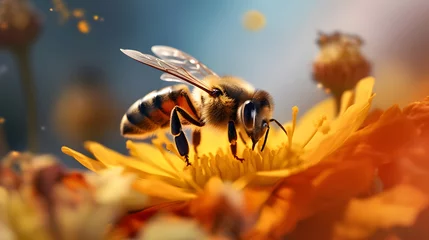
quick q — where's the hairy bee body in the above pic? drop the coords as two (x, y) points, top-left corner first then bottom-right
(119, 46), (286, 164)
(121, 76), (266, 138)
(194, 75), (257, 128)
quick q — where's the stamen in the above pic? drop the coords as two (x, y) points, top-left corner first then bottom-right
(179, 171), (203, 193)
(152, 136), (203, 193)
(287, 106), (299, 151)
(301, 115), (326, 149)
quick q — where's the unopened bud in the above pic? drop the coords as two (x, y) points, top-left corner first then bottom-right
(312, 31), (371, 95)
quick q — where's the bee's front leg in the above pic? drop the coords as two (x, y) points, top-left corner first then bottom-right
(171, 107), (204, 166)
(228, 121), (245, 162)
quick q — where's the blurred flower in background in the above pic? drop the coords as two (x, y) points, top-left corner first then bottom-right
(52, 66), (120, 144)
(0, 0), (41, 48)
(0, 0), (42, 152)
(0, 152), (147, 240)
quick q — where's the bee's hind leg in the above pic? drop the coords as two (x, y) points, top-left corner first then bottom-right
(228, 121), (245, 162)
(171, 107), (204, 166)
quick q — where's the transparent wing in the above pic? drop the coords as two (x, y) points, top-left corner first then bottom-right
(120, 49), (213, 95)
(151, 45), (218, 82)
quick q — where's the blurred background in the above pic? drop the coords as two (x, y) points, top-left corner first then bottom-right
(1, 0), (429, 168)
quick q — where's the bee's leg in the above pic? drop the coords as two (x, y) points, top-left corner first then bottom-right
(171, 107), (204, 166)
(228, 121), (244, 162)
(192, 129), (201, 156)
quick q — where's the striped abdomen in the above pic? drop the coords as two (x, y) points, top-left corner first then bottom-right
(120, 84), (200, 139)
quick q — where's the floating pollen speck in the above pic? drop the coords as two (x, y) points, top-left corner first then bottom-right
(93, 15), (99, 21)
(72, 8), (85, 18)
(77, 20), (90, 34)
(242, 10), (266, 31)
(49, 8), (53, 12)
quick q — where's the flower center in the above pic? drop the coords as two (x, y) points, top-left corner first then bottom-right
(148, 105), (329, 190)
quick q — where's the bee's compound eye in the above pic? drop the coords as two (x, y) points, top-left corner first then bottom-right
(211, 88), (223, 97)
(262, 121), (268, 128)
(242, 100), (256, 130)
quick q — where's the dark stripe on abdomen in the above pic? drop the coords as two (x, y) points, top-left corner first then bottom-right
(124, 84), (200, 136)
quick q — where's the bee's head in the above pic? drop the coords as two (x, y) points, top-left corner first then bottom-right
(239, 90), (274, 150)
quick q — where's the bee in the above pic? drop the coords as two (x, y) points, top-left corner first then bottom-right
(120, 46), (287, 166)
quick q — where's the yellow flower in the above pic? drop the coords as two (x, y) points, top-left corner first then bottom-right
(62, 77), (375, 204)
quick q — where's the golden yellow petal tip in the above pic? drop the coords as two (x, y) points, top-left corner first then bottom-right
(359, 76), (375, 85)
(61, 146), (73, 155)
(125, 140), (134, 147)
(83, 141), (100, 151)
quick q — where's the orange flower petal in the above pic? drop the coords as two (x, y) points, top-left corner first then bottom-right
(359, 108), (384, 129)
(111, 201), (190, 239)
(61, 172), (92, 192)
(403, 96), (429, 134)
(251, 135), (381, 238)
(378, 98), (429, 190)
(333, 184), (428, 240)
(346, 105), (418, 156)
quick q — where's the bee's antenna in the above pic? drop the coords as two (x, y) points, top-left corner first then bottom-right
(260, 125), (270, 152)
(269, 119), (288, 136)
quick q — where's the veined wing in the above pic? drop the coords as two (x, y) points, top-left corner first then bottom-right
(120, 48), (214, 95)
(151, 45), (218, 82)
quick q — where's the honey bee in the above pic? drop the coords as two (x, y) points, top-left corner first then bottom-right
(120, 46), (287, 166)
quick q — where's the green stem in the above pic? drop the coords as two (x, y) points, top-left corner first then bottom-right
(12, 46), (38, 152)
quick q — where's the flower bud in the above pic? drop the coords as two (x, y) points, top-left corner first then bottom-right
(0, 0), (42, 48)
(312, 31), (371, 95)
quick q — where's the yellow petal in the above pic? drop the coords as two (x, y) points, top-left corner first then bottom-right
(133, 179), (196, 201)
(291, 89), (355, 146)
(305, 77), (374, 151)
(61, 146), (106, 172)
(255, 160), (313, 177)
(294, 97), (336, 144)
(84, 141), (136, 167)
(257, 78), (375, 178)
(339, 90), (354, 115)
(126, 141), (183, 175)
(354, 76), (375, 104)
(303, 95), (373, 166)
